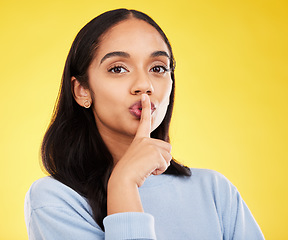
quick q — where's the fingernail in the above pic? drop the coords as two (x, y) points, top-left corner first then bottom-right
(141, 94), (146, 102)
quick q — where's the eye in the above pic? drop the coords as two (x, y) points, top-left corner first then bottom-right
(150, 65), (169, 74)
(108, 66), (128, 74)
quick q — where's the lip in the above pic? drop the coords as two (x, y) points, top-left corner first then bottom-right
(129, 100), (156, 119)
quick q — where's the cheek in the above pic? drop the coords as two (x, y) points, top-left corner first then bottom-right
(159, 79), (173, 105)
(89, 76), (122, 104)
(90, 82), (119, 116)
(151, 103), (169, 132)
(151, 80), (173, 131)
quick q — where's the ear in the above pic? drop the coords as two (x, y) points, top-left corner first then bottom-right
(71, 77), (92, 107)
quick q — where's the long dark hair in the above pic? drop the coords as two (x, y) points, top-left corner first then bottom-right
(41, 8), (191, 230)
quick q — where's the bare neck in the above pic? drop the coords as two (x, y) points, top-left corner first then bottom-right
(99, 128), (134, 165)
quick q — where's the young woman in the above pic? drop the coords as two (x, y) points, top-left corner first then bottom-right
(24, 9), (264, 240)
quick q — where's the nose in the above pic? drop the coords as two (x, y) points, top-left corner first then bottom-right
(131, 72), (154, 95)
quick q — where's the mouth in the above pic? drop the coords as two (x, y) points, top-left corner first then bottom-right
(129, 100), (156, 119)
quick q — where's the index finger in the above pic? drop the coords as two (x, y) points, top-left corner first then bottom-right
(135, 94), (151, 138)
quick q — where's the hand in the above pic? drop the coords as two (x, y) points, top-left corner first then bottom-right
(111, 93), (172, 187)
(107, 94), (172, 214)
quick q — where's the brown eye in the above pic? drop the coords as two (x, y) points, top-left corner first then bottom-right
(108, 66), (128, 73)
(150, 66), (168, 73)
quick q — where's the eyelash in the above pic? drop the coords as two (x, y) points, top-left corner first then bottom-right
(150, 65), (169, 74)
(108, 65), (169, 74)
(108, 65), (128, 74)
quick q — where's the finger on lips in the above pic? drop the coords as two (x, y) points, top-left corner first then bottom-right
(135, 93), (151, 139)
(134, 94), (171, 176)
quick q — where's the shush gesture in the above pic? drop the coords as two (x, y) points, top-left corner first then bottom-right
(111, 93), (172, 188)
(107, 94), (172, 214)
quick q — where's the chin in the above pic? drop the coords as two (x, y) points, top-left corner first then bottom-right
(125, 121), (140, 137)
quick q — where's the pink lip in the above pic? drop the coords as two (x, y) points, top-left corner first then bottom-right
(129, 100), (156, 119)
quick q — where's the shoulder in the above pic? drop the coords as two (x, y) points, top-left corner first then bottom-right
(25, 176), (91, 213)
(24, 178), (103, 238)
(188, 169), (264, 239)
(181, 168), (239, 201)
(190, 168), (235, 186)
(190, 168), (229, 180)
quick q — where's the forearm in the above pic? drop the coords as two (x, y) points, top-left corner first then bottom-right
(107, 174), (144, 215)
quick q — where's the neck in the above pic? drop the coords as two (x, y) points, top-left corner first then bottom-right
(98, 127), (134, 165)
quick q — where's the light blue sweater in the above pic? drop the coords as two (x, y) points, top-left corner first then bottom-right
(24, 168), (264, 239)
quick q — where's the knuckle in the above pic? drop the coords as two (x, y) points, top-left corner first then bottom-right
(142, 137), (149, 142)
(140, 137), (150, 145)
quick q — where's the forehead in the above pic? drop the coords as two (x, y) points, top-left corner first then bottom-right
(95, 18), (170, 59)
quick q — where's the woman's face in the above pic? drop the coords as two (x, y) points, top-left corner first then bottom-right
(87, 18), (172, 138)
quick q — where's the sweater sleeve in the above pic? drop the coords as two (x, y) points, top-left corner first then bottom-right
(213, 172), (265, 240)
(103, 212), (156, 239)
(26, 205), (104, 239)
(228, 189), (265, 240)
(24, 177), (156, 240)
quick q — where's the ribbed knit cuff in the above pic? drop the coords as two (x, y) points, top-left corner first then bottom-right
(103, 212), (156, 240)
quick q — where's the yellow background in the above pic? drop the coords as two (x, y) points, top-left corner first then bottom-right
(0, 0), (287, 239)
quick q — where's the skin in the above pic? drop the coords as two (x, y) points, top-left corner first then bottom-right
(72, 18), (173, 214)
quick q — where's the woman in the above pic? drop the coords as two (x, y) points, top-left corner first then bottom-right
(24, 9), (264, 239)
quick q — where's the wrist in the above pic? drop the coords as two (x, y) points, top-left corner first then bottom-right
(107, 176), (144, 215)
(110, 163), (149, 188)
(108, 172), (137, 192)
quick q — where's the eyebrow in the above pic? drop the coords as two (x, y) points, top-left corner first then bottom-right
(150, 51), (170, 59)
(99, 50), (170, 65)
(100, 51), (130, 64)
